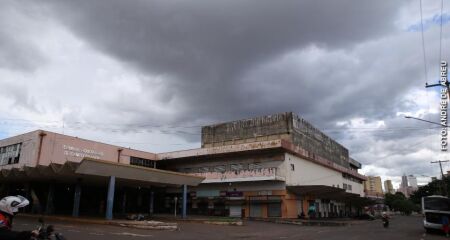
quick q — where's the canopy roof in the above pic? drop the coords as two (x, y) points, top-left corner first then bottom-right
(287, 185), (362, 202)
(0, 158), (204, 187)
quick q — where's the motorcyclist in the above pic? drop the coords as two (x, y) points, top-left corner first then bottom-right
(0, 195), (38, 240)
(381, 211), (390, 228)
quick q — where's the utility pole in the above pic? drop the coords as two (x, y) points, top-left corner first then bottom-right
(431, 160), (449, 179)
(431, 160), (449, 197)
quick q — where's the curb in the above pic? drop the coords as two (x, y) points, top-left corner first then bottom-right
(248, 217), (362, 227)
(152, 216), (244, 226)
(18, 214), (178, 230)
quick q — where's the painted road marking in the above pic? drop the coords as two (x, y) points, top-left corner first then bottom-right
(112, 232), (153, 237)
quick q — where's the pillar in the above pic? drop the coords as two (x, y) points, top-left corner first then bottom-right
(182, 184), (187, 219)
(121, 189), (127, 215)
(23, 183), (30, 213)
(46, 182), (55, 214)
(72, 179), (82, 217)
(149, 190), (154, 216)
(106, 176), (115, 220)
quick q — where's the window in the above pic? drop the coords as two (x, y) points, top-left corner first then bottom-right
(249, 163), (262, 170)
(199, 167), (210, 173)
(348, 184), (352, 191)
(0, 143), (22, 166)
(130, 156), (156, 168)
(343, 183), (347, 190)
(213, 165), (226, 173)
(230, 164), (243, 171)
(290, 164), (295, 171)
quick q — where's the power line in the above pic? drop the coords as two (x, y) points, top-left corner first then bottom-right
(420, 0), (429, 84)
(439, 0), (444, 64)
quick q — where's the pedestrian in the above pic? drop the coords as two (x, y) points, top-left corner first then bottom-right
(442, 215), (449, 237)
(308, 204), (316, 219)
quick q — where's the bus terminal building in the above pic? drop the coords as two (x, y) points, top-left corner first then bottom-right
(0, 112), (367, 219)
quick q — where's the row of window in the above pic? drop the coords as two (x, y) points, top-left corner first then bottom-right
(0, 143), (22, 166)
(343, 183), (353, 191)
(180, 163), (263, 173)
(130, 156), (156, 168)
(332, 183), (352, 191)
(342, 173), (363, 184)
(0, 143), (21, 154)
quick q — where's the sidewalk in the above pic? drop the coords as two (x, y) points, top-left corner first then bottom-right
(248, 217), (370, 227)
(18, 214), (178, 230)
(151, 214), (244, 226)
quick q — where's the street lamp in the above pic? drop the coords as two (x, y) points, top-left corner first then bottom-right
(404, 116), (449, 196)
(404, 116), (447, 127)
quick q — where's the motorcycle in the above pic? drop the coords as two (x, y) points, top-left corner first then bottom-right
(382, 216), (389, 228)
(30, 218), (66, 240)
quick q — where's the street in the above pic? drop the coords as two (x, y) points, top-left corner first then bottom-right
(12, 215), (447, 240)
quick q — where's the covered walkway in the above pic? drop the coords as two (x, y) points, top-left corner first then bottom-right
(287, 185), (369, 218)
(0, 158), (204, 220)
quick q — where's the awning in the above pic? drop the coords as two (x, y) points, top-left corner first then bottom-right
(76, 158), (204, 186)
(0, 158), (204, 187)
(287, 185), (362, 201)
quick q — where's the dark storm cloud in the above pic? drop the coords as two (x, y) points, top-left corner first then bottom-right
(40, 0), (405, 125)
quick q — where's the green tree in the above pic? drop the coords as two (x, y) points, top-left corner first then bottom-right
(385, 192), (418, 215)
(410, 177), (450, 205)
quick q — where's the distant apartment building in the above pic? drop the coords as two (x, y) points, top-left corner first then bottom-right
(407, 175), (418, 189)
(364, 176), (383, 198)
(398, 174), (418, 197)
(384, 180), (395, 194)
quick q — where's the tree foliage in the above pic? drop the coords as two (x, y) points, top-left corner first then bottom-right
(384, 192), (419, 215)
(410, 177), (450, 205)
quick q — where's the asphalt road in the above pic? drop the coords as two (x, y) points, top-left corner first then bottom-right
(11, 215), (446, 240)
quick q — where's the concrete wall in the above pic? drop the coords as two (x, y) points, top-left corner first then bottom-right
(0, 130), (157, 169)
(201, 112), (349, 168)
(284, 153), (363, 196)
(0, 131), (40, 169)
(201, 113), (291, 147)
(290, 114), (349, 168)
(162, 153), (285, 173)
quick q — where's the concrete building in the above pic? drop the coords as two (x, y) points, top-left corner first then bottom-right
(398, 174), (418, 197)
(159, 112), (366, 218)
(0, 112), (367, 219)
(384, 180), (395, 194)
(407, 175), (418, 189)
(363, 176), (383, 198)
(0, 130), (203, 219)
(401, 174), (408, 189)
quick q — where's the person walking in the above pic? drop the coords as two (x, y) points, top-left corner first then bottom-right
(442, 215), (449, 237)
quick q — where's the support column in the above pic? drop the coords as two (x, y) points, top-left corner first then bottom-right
(72, 179), (82, 217)
(182, 184), (187, 219)
(149, 190), (154, 216)
(106, 176), (115, 220)
(121, 188), (127, 215)
(46, 182), (55, 215)
(23, 183), (30, 213)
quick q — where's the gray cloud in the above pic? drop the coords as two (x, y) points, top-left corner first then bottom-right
(40, 0), (405, 124)
(0, 1), (47, 71)
(2, 0), (450, 184)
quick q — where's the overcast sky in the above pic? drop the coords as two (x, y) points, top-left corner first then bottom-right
(1, 0), (450, 188)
